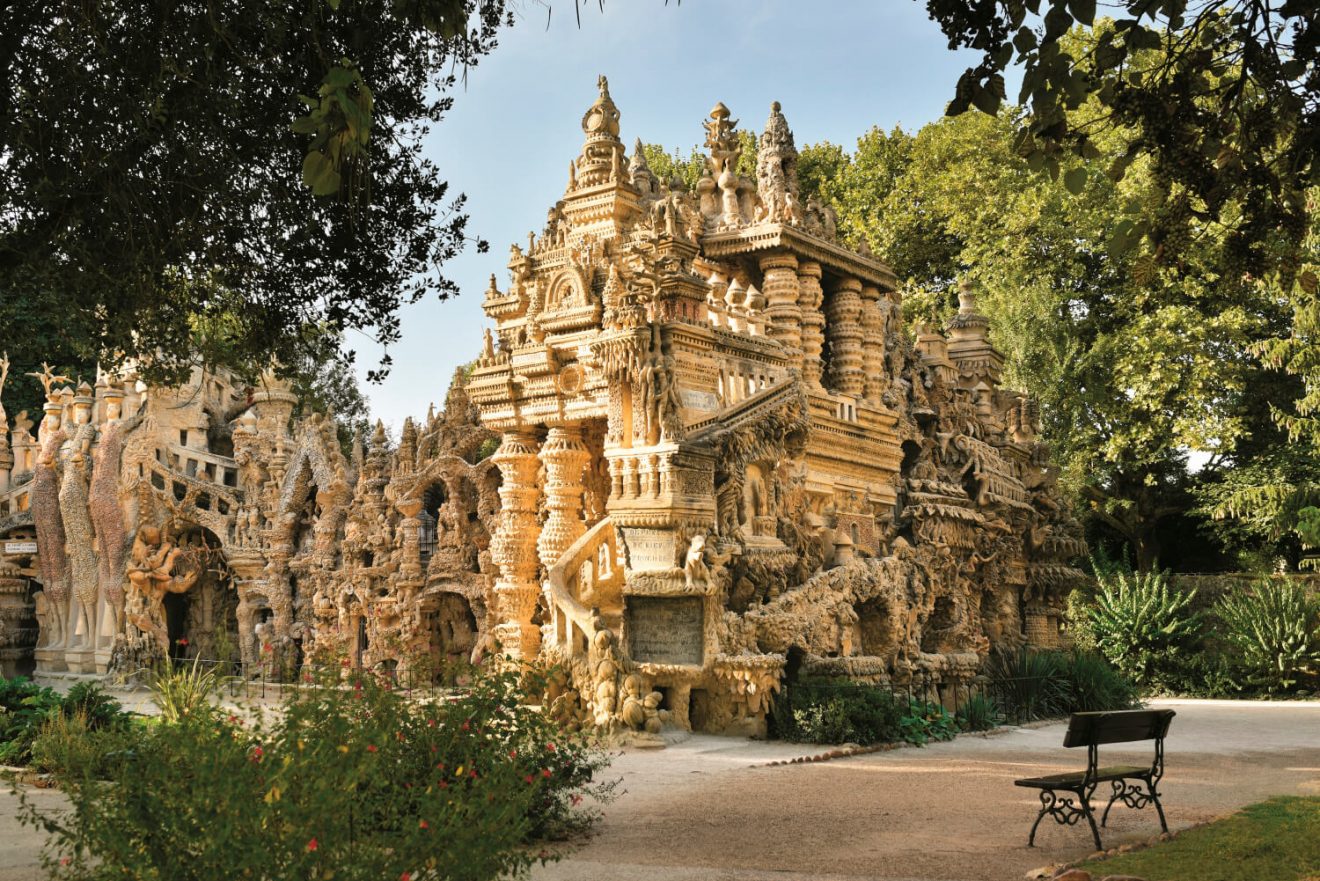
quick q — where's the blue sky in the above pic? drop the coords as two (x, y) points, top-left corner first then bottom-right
(354, 1), (992, 429)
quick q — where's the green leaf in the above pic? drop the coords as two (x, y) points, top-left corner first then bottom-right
(1063, 166), (1087, 194)
(1067, 0), (1095, 26)
(302, 151), (340, 196)
(971, 84), (1002, 116)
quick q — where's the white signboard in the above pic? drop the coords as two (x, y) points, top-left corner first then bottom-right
(3, 540), (37, 555)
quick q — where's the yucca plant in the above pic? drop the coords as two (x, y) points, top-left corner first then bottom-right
(150, 656), (220, 723)
(1089, 568), (1203, 687)
(985, 648), (1068, 722)
(1215, 580), (1320, 691)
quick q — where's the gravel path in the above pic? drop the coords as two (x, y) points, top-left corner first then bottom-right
(3, 699), (1317, 881)
(531, 700), (1320, 881)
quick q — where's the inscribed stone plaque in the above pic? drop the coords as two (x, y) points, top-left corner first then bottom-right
(680, 389), (720, 412)
(627, 596), (704, 666)
(622, 527), (676, 572)
(3, 540), (37, 555)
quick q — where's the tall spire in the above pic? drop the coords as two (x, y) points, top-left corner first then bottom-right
(757, 100), (801, 224)
(573, 75), (625, 189)
(629, 137), (654, 195)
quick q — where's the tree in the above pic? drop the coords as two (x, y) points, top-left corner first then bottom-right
(925, 1), (1318, 288)
(797, 106), (1281, 569)
(0, 0), (511, 390)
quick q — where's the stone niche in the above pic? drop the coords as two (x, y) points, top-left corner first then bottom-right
(625, 595), (704, 666)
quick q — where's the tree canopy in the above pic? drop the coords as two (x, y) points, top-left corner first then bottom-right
(925, 0), (1318, 288)
(0, 0), (511, 395)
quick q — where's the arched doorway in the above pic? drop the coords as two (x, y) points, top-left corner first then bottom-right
(423, 591), (478, 683)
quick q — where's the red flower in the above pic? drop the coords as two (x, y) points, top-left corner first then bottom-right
(469, 769), (478, 779)
(176, 637), (189, 647)
(401, 873), (411, 881)
(418, 819), (429, 830)
(250, 746), (264, 763)
(366, 744), (378, 753)
(438, 780), (449, 789)
(341, 658), (351, 667)
(571, 794), (583, 807)
(262, 642), (273, 653)
(546, 742), (557, 752)
(524, 774), (534, 784)
(461, 719), (470, 731)
(227, 714), (239, 724)
(541, 768), (552, 779)
(305, 837), (318, 853)
(508, 749), (517, 759)
(59, 857), (71, 867)
(426, 718), (436, 728)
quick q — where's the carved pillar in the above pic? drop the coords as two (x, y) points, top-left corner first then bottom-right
(825, 276), (865, 397)
(760, 253), (801, 369)
(860, 284), (885, 405)
(537, 425), (591, 569)
(797, 261), (825, 390)
(490, 431), (543, 659)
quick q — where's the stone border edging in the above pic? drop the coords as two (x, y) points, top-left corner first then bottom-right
(756, 720), (1053, 767)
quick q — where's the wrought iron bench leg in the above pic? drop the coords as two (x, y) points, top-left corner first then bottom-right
(1147, 780), (1169, 833)
(1102, 780), (1124, 827)
(1080, 796), (1102, 851)
(1027, 790), (1051, 847)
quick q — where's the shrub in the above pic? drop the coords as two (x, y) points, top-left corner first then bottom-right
(22, 664), (610, 880)
(0, 676), (61, 766)
(771, 678), (904, 745)
(1056, 650), (1139, 713)
(1215, 580), (1320, 691)
(955, 694), (1001, 732)
(985, 648), (1069, 722)
(1089, 568), (1203, 687)
(60, 682), (132, 733)
(899, 699), (959, 745)
(28, 710), (140, 778)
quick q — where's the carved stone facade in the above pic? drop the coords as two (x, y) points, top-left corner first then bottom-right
(0, 80), (1086, 737)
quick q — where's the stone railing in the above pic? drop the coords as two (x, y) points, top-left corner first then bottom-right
(606, 446), (675, 502)
(544, 516), (624, 659)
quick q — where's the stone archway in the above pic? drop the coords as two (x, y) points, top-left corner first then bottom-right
(422, 590), (478, 683)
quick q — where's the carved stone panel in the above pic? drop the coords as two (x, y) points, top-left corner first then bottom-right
(627, 595), (704, 666)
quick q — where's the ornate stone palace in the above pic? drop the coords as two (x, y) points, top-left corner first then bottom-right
(0, 78), (1086, 734)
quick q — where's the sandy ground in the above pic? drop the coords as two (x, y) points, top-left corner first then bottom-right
(3, 699), (1318, 881)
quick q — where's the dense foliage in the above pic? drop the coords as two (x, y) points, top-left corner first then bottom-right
(21, 666), (611, 880)
(0, 0), (512, 401)
(1214, 580), (1320, 689)
(985, 648), (1138, 721)
(925, 1), (1318, 293)
(1087, 567), (1204, 685)
(0, 679), (132, 768)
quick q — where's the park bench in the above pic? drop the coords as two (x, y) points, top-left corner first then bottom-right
(1014, 708), (1175, 850)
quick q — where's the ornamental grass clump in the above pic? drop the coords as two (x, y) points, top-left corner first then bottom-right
(22, 663), (612, 881)
(1215, 580), (1320, 691)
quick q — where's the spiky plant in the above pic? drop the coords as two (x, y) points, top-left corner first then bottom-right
(150, 656), (220, 724)
(1089, 568), (1203, 687)
(1215, 580), (1320, 691)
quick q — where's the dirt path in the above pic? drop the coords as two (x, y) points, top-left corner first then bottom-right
(531, 700), (1320, 881)
(3, 700), (1317, 881)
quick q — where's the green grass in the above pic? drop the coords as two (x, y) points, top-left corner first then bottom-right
(1084, 796), (1320, 881)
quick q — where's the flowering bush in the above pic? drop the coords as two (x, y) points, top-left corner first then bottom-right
(22, 665), (612, 881)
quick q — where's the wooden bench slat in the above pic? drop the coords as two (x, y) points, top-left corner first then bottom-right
(1014, 765), (1150, 789)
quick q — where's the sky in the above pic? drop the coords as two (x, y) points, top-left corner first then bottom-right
(353, 1), (994, 430)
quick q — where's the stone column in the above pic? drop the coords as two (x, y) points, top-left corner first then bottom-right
(797, 261), (825, 390)
(825, 277), (865, 397)
(759, 253), (801, 369)
(860, 284), (885, 405)
(490, 430), (543, 659)
(537, 425), (591, 569)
